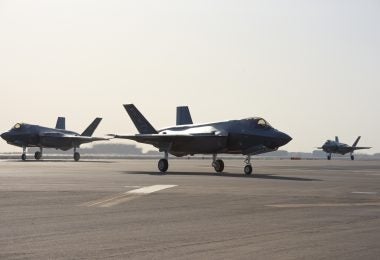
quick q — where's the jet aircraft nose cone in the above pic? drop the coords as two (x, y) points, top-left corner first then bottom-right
(278, 132), (292, 146)
(1, 132), (9, 141)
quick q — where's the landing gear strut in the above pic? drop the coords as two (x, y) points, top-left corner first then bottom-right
(158, 151), (169, 173)
(327, 154), (331, 160)
(73, 147), (80, 162)
(21, 146), (27, 161)
(34, 147), (43, 160)
(212, 154), (224, 173)
(244, 155), (253, 175)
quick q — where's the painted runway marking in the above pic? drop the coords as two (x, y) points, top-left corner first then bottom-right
(267, 202), (380, 208)
(126, 185), (177, 194)
(82, 185), (177, 208)
(352, 191), (378, 195)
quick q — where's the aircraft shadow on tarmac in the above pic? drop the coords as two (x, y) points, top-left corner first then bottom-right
(5, 160), (114, 163)
(123, 171), (321, 181)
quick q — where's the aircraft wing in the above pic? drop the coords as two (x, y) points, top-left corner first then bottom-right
(353, 146), (371, 150)
(110, 133), (223, 147)
(40, 132), (108, 144)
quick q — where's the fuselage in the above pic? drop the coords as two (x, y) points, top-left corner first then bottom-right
(1, 123), (80, 150)
(321, 140), (353, 155)
(156, 117), (291, 157)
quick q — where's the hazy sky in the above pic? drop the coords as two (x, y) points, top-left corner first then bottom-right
(0, 0), (379, 153)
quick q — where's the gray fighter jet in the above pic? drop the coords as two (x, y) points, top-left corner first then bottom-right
(1, 117), (107, 161)
(110, 104), (292, 174)
(318, 136), (371, 160)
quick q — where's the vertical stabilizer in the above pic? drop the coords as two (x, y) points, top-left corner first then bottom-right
(176, 106), (193, 125)
(335, 136), (339, 143)
(56, 117), (66, 130)
(352, 136), (361, 147)
(123, 104), (157, 134)
(81, 118), (102, 136)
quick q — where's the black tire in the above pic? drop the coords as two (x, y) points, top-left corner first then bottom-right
(34, 151), (42, 160)
(74, 152), (80, 162)
(213, 159), (224, 173)
(244, 165), (253, 175)
(351, 155), (354, 161)
(21, 154), (26, 161)
(158, 159), (169, 173)
(327, 155), (331, 160)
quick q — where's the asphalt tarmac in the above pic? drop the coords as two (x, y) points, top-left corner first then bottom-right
(0, 159), (379, 259)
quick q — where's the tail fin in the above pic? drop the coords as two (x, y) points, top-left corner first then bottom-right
(352, 136), (361, 147)
(81, 118), (102, 136)
(335, 136), (339, 143)
(123, 104), (157, 134)
(55, 117), (65, 130)
(176, 106), (193, 125)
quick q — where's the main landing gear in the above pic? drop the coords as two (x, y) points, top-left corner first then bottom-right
(350, 154), (355, 160)
(327, 154), (331, 160)
(74, 147), (80, 162)
(158, 151), (169, 173)
(212, 154), (224, 173)
(34, 148), (43, 160)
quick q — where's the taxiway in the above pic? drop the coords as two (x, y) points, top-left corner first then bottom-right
(0, 159), (379, 259)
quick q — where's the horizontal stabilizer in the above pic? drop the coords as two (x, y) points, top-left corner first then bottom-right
(353, 146), (371, 150)
(81, 118), (102, 137)
(55, 117), (65, 130)
(176, 106), (193, 125)
(123, 104), (157, 134)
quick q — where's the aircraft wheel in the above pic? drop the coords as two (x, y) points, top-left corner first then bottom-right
(34, 151), (42, 160)
(74, 152), (80, 162)
(244, 165), (253, 175)
(158, 159), (169, 173)
(351, 155), (354, 160)
(327, 155), (331, 160)
(213, 159), (224, 173)
(21, 154), (26, 161)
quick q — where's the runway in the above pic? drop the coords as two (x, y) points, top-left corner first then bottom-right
(0, 159), (379, 259)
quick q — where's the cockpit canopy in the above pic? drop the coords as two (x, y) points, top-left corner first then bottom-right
(12, 123), (23, 130)
(246, 117), (273, 129)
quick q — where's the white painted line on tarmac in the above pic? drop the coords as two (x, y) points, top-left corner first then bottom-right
(267, 202), (380, 208)
(126, 185), (177, 195)
(82, 185), (177, 208)
(352, 191), (378, 195)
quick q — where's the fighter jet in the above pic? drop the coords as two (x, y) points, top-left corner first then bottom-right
(318, 136), (371, 160)
(110, 104), (292, 174)
(1, 117), (107, 161)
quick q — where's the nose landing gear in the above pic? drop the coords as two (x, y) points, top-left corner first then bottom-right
(244, 155), (253, 175)
(21, 146), (27, 161)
